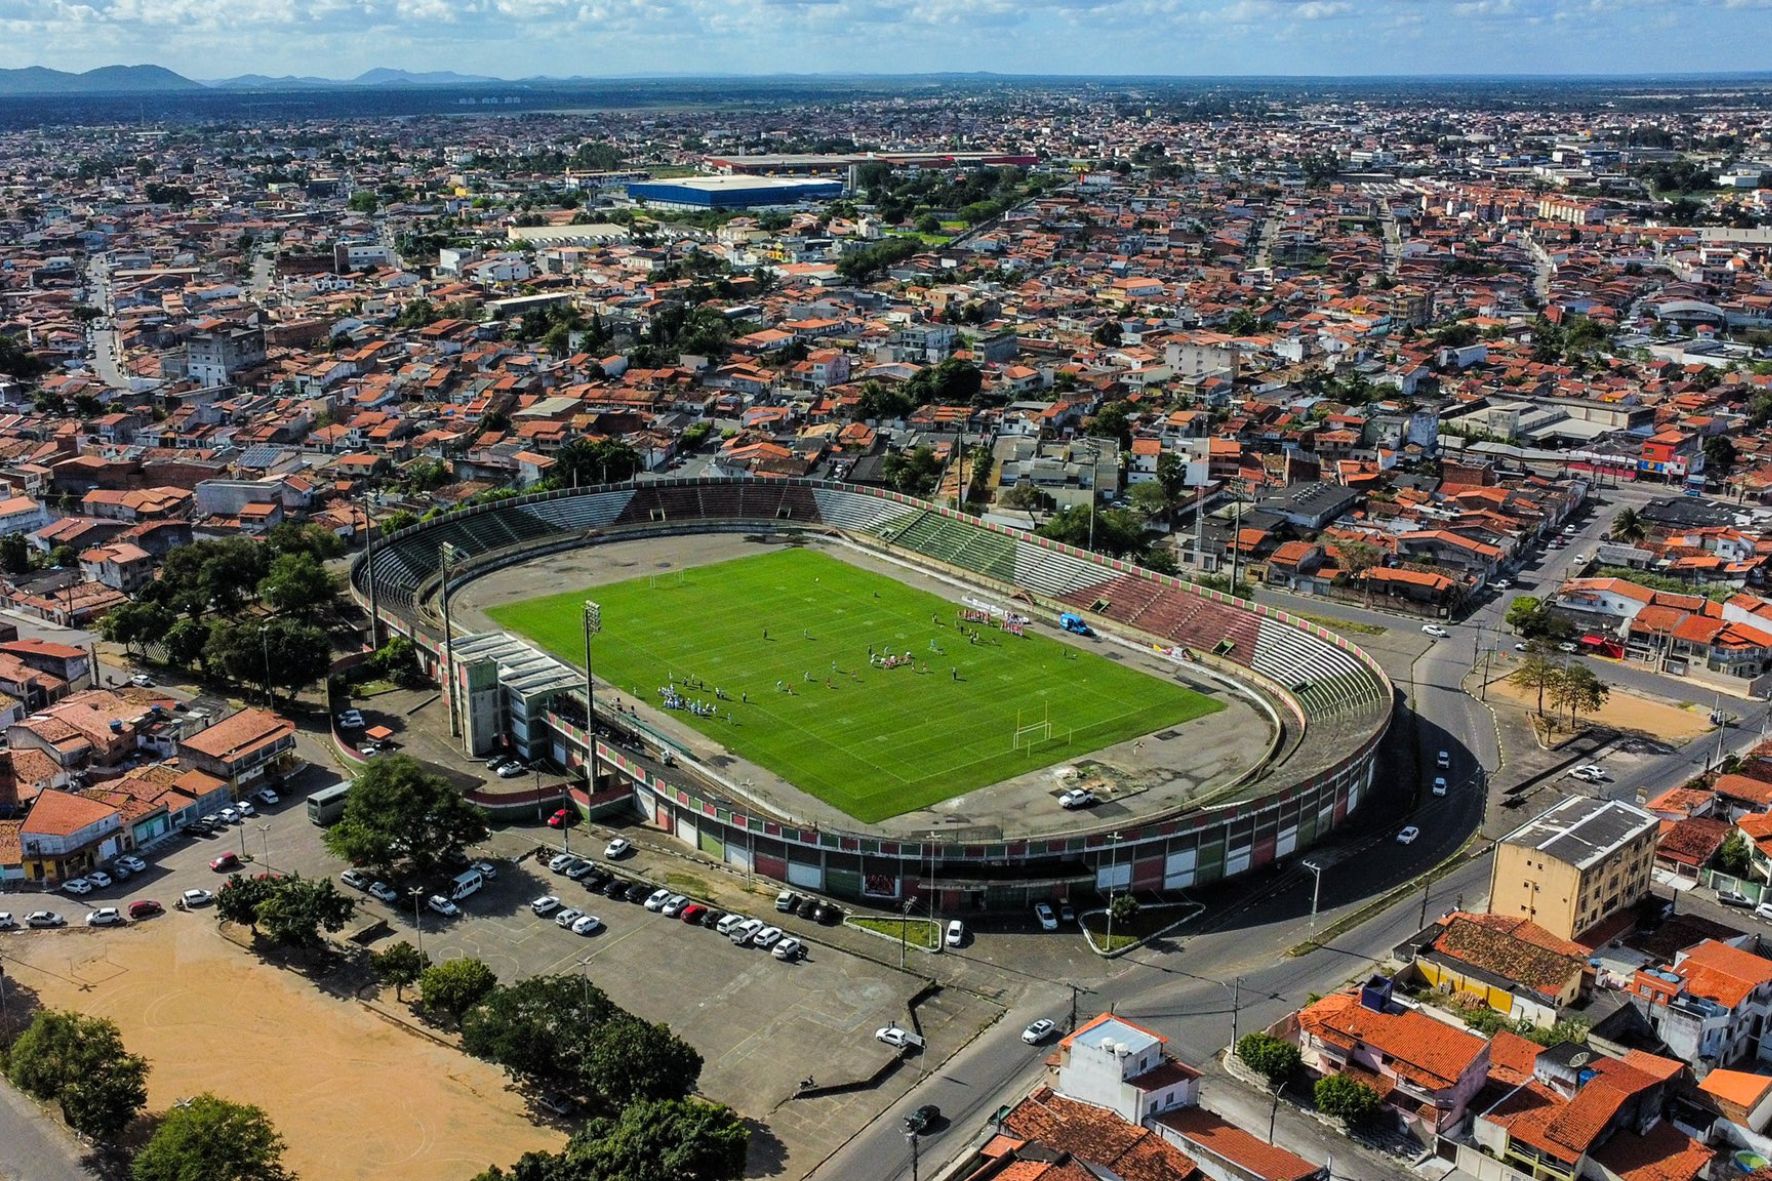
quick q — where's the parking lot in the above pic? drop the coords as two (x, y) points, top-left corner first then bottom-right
(1, 763), (1001, 1177)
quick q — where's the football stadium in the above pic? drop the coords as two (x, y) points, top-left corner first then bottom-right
(349, 477), (1394, 910)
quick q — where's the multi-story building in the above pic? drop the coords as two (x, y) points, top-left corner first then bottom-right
(1488, 797), (1658, 942)
(1629, 939), (1772, 1072)
(176, 708), (301, 794)
(184, 326), (266, 387)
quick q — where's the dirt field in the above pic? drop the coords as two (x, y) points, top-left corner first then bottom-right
(3, 923), (563, 1180)
(1484, 676), (1711, 743)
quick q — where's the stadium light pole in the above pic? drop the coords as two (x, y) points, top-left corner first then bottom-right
(440, 541), (460, 740)
(582, 600), (602, 745)
(361, 487), (380, 651)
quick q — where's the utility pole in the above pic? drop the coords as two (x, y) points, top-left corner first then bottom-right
(1419, 874), (1432, 929)
(1087, 441), (1100, 553)
(258, 624), (273, 707)
(1305, 859), (1324, 926)
(906, 1131), (920, 1181)
(1231, 976), (1242, 1046)
(1106, 831), (1122, 949)
(1069, 982), (1081, 1033)
(1229, 478), (1245, 593)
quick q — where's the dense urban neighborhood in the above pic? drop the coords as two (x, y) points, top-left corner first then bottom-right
(13, 71), (1772, 1181)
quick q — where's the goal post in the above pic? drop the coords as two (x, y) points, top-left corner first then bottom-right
(1012, 719), (1053, 753)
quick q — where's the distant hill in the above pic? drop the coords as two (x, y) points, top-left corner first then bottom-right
(0, 64), (201, 96)
(350, 68), (498, 87)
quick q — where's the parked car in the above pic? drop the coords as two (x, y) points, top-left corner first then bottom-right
(773, 937), (803, 961)
(554, 907), (584, 928)
(945, 919), (965, 948)
(1436, 750), (1451, 769)
(604, 837), (632, 859)
(875, 1025), (921, 1049)
(219, 807), (240, 825)
(1057, 787), (1097, 810)
(1718, 889), (1754, 909)
(730, 918), (764, 945)
(496, 762), (526, 779)
(87, 870), (113, 888)
(775, 890), (802, 913)
(86, 907), (126, 927)
(179, 889), (214, 908)
(570, 913), (603, 935)
(116, 855), (147, 873)
(340, 869), (369, 890)
(427, 895), (460, 918)
(716, 913), (747, 935)
(751, 926), (783, 950)
(548, 853), (576, 873)
(1034, 902), (1058, 931)
(680, 903), (707, 925)
(472, 860), (499, 880)
(127, 900), (163, 920)
(129, 673), (155, 688)
(1396, 826), (1421, 845)
(1557, 641), (1578, 653)
(62, 877), (93, 895)
(209, 852), (240, 872)
(337, 710), (365, 729)
(564, 858), (597, 881)
(532, 895), (562, 916)
(368, 881), (399, 904)
(1059, 902), (1076, 924)
(1755, 901), (1772, 923)
(0, 912), (13, 929)
(1572, 764), (1608, 782)
(548, 808), (577, 829)
(812, 902), (842, 925)
(236, 800), (256, 818)
(256, 788), (280, 806)
(1421, 624), (1450, 639)
(644, 888), (673, 912)
(1021, 1019), (1057, 1045)
(26, 910), (66, 928)
(601, 877), (630, 898)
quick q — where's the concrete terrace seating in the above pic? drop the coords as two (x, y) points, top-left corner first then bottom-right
(615, 484), (705, 526)
(513, 489), (634, 533)
(1252, 620), (1383, 716)
(1013, 541), (1107, 598)
(889, 514), (1020, 584)
(811, 488), (907, 536)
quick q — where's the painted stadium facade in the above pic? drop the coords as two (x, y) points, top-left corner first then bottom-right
(349, 477), (1395, 910)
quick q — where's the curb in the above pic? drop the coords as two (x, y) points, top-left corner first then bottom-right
(1079, 901), (1204, 957)
(1285, 830), (1482, 958)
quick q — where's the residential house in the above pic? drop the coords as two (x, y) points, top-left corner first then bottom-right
(176, 709), (301, 793)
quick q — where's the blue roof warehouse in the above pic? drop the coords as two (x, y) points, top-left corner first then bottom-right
(625, 175), (844, 209)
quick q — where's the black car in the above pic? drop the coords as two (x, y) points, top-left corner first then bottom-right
(700, 908), (725, 929)
(582, 868), (612, 890)
(813, 901), (843, 925)
(903, 1104), (941, 1134)
(601, 877), (630, 898)
(623, 882), (653, 903)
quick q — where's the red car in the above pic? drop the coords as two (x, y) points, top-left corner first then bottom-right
(547, 808), (578, 829)
(127, 899), (164, 919)
(209, 852), (239, 872)
(680, 903), (706, 924)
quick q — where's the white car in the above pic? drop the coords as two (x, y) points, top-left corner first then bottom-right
(751, 925), (783, 950)
(0, 911), (12, 930)
(1057, 788), (1097, 810)
(62, 877), (93, 895)
(116, 855), (147, 874)
(86, 871), (113, 889)
(729, 918), (764, 945)
(1421, 624), (1450, 639)
(1437, 750), (1451, 769)
(86, 907), (126, 927)
(570, 913), (603, 935)
(1573, 764), (1608, 781)
(1022, 1019), (1057, 1045)
(1562, 524), (1578, 535)
(235, 800), (256, 818)
(340, 869), (369, 890)
(180, 888), (214, 908)
(548, 853), (577, 873)
(604, 838), (632, 859)
(368, 882), (399, 904)
(256, 788), (280, 806)
(471, 860), (498, 880)
(644, 888), (673, 912)
(660, 894), (690, 917)
(876, 1026), (914, 1048)
(26, 910), (66, 927)
(1396, 826), (1421, 845)
(219, 807), (240, 825)
(337, 710), (365, 729)
(773, 937), (804, 961)
(128, 673), (155, 688)
(716, 913), (747, 935)
(426, 895), (459, 917)
(496, 763), (526, 779)
(1034, 902), (1058, 931)
(1431, 777), (1448, 797)
(945, 919), (965, 948)
(531, 895), (562, 916)
(555, 907), (584, 928)
(1756, 901), (1772, 923)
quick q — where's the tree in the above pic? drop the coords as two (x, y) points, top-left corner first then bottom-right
(348, 189), (379, 213)
(371, 940), (431, 1002)
(1704, 434), (1738, 478)
(1718, 831), (1752, 878)
(6, 1010), (149, 1141)
(162, 617), (210, 672)
(1313, 1073), (1382, 1128)
(1508, 654), (1563, 718)
(0, 531), (29, 574)
(1107, 893), (1141, 927)
(132, 1093), (290, 1181)
(1333, 540), (1383, 604)
(420, 958), (499, 1026)
(1610, 507), (1647, 545)
(1549, 663), (1609, 729)
(1092, 320), (1123, 347)
(100, 600), (176, 658)
(1087, 401), (1134, 447)
(1037, 505), (1149, 559)
(48, 543), (78, 569)
(882, 445), (943, 496)
(564, 1098), (748, 1181)
(322, 755), (489, 878)
(215, 873), (281, 931)
(578, 1017), (704, 1109)
(1128, 481), (1172, 521)
(1235, 1033), (1302, 1089)
(462, 974), (614, 1091)
(0, 332), (49, 381)
(1505, 595), (1549, 636)
(259, 551), (338, 619)
(552, 437), (642, 488)
(254, 875), (356, 949)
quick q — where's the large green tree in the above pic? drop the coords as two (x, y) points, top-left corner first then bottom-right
(322, 755), (488, 878)
(1235, 1033), (1302, 1089)
(371, 940), (431, 1002)
(1314, 1073), (1382, 1128)
(6, 1010), (149, 1141)
(420, 958), (500, 1026)
(132, 1093), (290, 1181)
(258, 551), (338, 619)
(577, 1017), (703, 1110)
(253, 875), (356, 949)
(462, 975), (614, 1091)
(474, 1099), (749, 1181)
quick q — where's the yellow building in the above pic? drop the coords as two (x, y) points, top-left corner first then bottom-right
(1489, 797), (1658, 942)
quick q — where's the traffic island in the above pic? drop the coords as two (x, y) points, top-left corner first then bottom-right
(1080, 900), (1204, 956)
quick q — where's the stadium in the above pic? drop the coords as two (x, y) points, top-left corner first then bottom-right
(623, 176), (845, 209)
(348, 477), (1394, 911)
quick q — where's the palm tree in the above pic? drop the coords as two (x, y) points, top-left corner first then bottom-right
(1610, 507), (1646, 545)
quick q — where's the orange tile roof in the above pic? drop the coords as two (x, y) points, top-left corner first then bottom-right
(1299, 991), (1487, 1092)
(1152, 1108), (1317, 1181)
(1676, 940), (1772, 1009)
(21, 788), (115, 838)
(1698, 1067), (1772, 1110)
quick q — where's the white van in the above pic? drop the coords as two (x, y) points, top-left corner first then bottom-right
(450, 869), (485, 901)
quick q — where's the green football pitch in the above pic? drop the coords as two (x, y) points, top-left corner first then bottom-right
(486, 548), (1221, 823)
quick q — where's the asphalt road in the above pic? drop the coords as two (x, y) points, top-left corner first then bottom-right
(0, 1076), (96, 1181)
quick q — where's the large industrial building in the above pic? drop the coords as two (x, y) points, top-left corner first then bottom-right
(625, 175), (844, 209)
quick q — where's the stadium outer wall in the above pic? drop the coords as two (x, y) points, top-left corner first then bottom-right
(349, 477), (1394, 912)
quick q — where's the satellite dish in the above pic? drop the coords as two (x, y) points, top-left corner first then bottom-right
(1570, 1051), (1591, 1068)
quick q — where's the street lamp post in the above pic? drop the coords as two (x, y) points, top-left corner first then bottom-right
(900, 897), (915, 971)
(1106, 831), (1122, 949)
(906, 1130), (920, 1181)
(410, 888), (426, 959)
(1304, 858), (1325, 927)
(258, 625), (273, 707)
(258, 823), (271, 869)
(361, 491), (380, 651)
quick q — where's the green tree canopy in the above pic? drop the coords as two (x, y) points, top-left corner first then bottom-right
(462, 974), (616, 1092)
(6, 1010), (149, 1141)
(1313, 1073), (1382, 1127)
(131, 1093), (290, 1181)
(577, 1017), (704, 1110)
(420, 958), (500, 1026)
(258, 551), (339, 618)
(371, 940), (432, 1002)
(322, 755), (489, 878)
(1235, 1032), (1302, 1089)
(253, 875), (356, 949)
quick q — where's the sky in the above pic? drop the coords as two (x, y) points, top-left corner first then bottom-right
(2, 0), (1772, 81)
